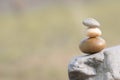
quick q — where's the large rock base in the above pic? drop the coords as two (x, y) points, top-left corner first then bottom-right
(68, 46), (120, 80)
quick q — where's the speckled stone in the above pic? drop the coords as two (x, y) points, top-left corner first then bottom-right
(83, 18), (100, 28)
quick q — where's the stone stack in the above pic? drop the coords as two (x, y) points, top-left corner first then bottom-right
(79, 18), (106, 54)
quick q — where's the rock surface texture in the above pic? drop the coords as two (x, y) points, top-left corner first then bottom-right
(68, 46), (120, 80)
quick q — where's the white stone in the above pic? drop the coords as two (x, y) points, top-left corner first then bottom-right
(86, 28), (102, 37)
(68, 45), (120, 80)
(83, 18), (100, 28)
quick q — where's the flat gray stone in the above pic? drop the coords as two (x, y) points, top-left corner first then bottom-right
(82, 18), (100, 28)
(68, 45), (120, 80)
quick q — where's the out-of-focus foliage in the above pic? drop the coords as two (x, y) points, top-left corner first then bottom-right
(0, 0), (120, 80)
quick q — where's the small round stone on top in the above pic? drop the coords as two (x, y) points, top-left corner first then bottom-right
(83, 18), (100, 28)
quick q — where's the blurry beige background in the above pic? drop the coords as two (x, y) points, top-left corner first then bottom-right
(0, 0), (120, 80)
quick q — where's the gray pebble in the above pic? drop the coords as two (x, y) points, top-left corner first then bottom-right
(83, 18), (100, 28)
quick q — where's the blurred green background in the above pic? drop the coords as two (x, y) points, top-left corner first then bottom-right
(0, 0), (120, 80)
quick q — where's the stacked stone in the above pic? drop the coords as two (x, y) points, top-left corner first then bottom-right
(79, 18), (106, 54)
